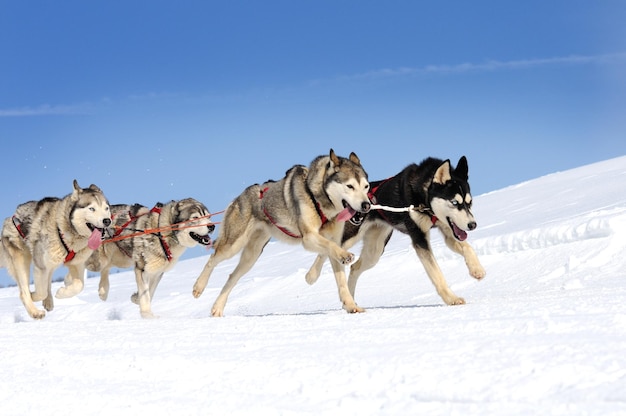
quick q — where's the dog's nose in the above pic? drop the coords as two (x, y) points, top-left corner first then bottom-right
(361, 201), (371, 213)
(103, 218), (111, 227)
(207, 224), (216, 233)
(468, 221), (477, 231)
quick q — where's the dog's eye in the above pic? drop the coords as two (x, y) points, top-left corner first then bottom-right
(89, 207), (95, 212)
(450, 200), (459, 206)
(347, 185), (354, 190)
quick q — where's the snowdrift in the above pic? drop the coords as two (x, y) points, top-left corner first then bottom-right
(1, 156), (625, 415)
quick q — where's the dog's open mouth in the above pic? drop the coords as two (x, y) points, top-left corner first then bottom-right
(86, 223), (105, 250)
(349, 211), (366, 226)
(447, 218), (468, 242)
(191, 232), (212, 246)
(336, 200), (357, 222)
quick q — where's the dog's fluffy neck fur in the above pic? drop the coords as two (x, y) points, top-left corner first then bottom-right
(306, 155), (340, 218)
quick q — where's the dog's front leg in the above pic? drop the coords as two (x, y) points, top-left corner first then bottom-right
(134, 268), (156, 318)
(15, 265), (46, 319)
(55, 263), (85, 299)
(329, 258), (364, 313)
(305, 254), (327, 285)
(443, 236), (486, 280)
(302, 233), (354, 265)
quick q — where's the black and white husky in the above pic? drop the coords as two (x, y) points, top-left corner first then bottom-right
(306, 156), (485, 307)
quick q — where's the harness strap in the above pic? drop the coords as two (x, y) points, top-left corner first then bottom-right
(57, 228), (76, 263)
(113, 210), (145, 237)
(369, 177), (438, 227)
(304, 185), (329, 226)
(150, 204), (173, 261)
(12, 216), (26, 239)
(260, 187), (303, 239)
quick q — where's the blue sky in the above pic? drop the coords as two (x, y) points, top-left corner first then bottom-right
(1, 1), (625, 285)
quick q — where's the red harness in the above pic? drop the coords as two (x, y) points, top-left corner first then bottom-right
(260, 187), (328, 239)
(12, 216), (76, 263)
(148, 205), (173, 261)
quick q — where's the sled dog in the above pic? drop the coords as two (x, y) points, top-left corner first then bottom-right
(0, 180), (111, 319)
(192, 149), (371, 316)
(57, 199), (215, 318)
(306, 156), (486, 306)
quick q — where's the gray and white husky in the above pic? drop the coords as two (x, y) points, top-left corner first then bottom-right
(57, 199), (215, 318)
(0, 180), (111, 319)
(192, 149), (372, 316)
(306, 156), (486, 306)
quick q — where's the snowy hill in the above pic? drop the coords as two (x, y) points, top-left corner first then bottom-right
(1, 156), (626, 415)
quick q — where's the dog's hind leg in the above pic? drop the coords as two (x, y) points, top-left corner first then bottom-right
(12, 253), (46, 319)
(134, 268), (157, 318)
(347, 226), (393, 298)
(192, 228), (251, 299)
(442, 236), (486, 280)
(98, 268), (110, 301)
(305, 254), (327, 285)
(210, 233), (270, 317)
(55, 264), (85, 299)
(414, 246), (465, 305)
(31, 266), (50, 301)
(149, 272), (164, 300)
(42, 273), (55, 312)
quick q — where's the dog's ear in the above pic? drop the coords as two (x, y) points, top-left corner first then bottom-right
(88, 184), (103, 193)
(433, 160), (452, 185)
(176, 198), (193, 214)
(71, 179), (83, 200)
(455, 156), (469, 181)
(329, 149), (340, 170)
(348, 152), (361, 166)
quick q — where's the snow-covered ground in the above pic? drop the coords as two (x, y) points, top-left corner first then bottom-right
(1, 156), (626, 415)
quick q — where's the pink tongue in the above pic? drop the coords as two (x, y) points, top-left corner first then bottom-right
(453, 223), (468, 241)
(88, 228), (103, 250)
(336, 206), (356, 222)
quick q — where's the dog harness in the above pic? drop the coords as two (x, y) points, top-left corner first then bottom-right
(11, 216), (76, 263)
(369, 178), (438, 227)
(57, 228), (76, 263)
(259, 186), (328, 239)
(149, 204), (173, 261)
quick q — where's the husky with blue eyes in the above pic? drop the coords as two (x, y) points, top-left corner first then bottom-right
(0, 180), (112, 319)
(306, 156), (485, 307)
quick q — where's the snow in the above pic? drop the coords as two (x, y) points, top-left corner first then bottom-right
(1, 156), (626, 415)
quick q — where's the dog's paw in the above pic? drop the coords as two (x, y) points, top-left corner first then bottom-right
(27, 308), (46, 320)
(305, 269), (321, 285)
(469, 265), (486, 280)
(192, 286), (204, 298)
(446, 296), (466, 306)
(98, 287), (109, 301)
(55, 286), (76, 299)
(339, 251), (355, 265)
(344, 303), (365, 313)
(211, 307), (225, 317)
(140, 311), (158, 319)
(42, 296), (54, 312)
(130, 293), (139, 305)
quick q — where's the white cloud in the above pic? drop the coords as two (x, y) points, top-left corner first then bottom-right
(0, 103), (92, 117)
(329, 52), (626, 82)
